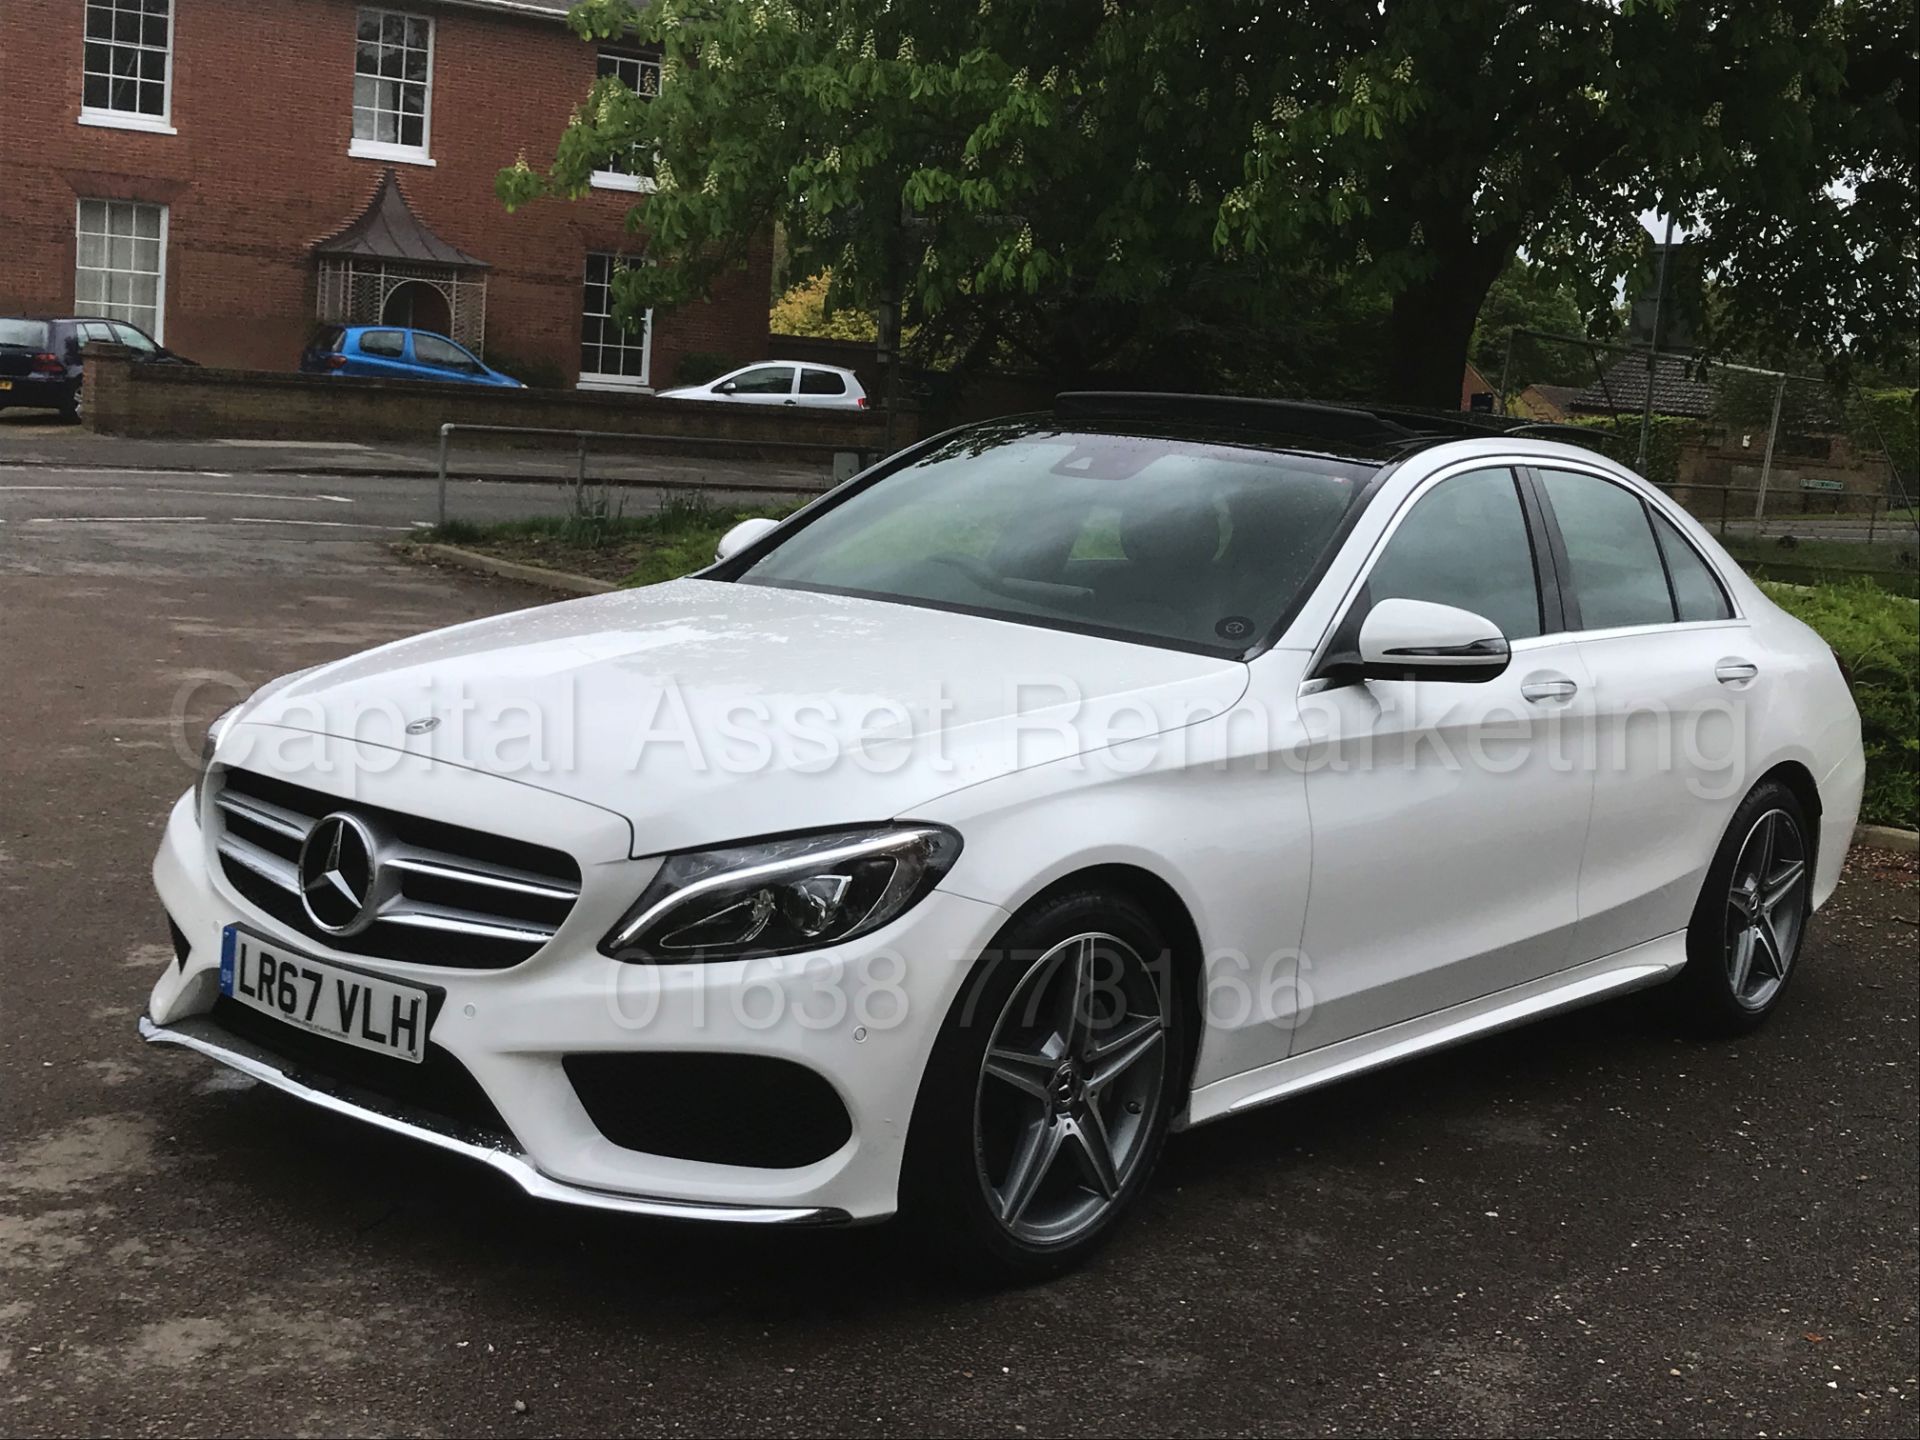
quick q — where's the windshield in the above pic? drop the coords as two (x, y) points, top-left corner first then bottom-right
(0, 320), (50, 348)
(735, 423), (1380, 654)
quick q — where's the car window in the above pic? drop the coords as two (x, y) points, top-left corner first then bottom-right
(1363, 468), (1542, 640)
(413, 333), (483, 372)
(1649, 508), (1733, 622)
(79, 321), (117, 347)
(110, 322), (159, 354)
(799, 368), (847, 396)
(359, 330), (406, 359)
(1539, 470), (1675, 630)
(736, 426), (1374, 654)
(727, 365), (795, 394)
(0, 320), (50, 348)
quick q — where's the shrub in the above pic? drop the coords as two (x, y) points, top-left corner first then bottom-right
(1763, 580), (1919, 830)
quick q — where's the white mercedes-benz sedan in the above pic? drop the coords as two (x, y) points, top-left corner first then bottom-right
(143, 394), (1865, 1276)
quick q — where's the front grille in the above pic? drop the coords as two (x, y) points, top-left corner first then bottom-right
(209, 997), (515, 1143)
(213, 768), (582, 970)
(563, 1052), (853, 1169)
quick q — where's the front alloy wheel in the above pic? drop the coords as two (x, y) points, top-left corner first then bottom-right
(974, 933), (1169, 1247)
(904, 888), (1184, 1279)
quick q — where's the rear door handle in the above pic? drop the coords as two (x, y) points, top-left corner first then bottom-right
(1521, 677), (1579, 704)
(1715, 659), (1759, 685)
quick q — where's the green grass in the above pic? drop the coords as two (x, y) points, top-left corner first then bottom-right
(1762, 579), (1919, 830)
(424, 492), (803, 587)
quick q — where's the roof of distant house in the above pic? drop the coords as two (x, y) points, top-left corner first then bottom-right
(1570, 353), (1848, 430)
(1569, 354), (1716, 419)
(314, 170), (489, 269)
(1515, 383), (1581, 422)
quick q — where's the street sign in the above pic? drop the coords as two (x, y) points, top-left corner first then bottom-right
(1799, 477), (1846, 493)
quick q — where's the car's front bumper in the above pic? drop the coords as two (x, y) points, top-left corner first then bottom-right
(146, 789), (1009, 1223)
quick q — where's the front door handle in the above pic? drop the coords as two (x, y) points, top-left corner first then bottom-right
(1521, 677), (1579, 704)
(1715, 659), (1759, 685)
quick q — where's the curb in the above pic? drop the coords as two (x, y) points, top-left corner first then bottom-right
(0, 455), (829, 493)
(408, 543), (617, 596)
(1855, 822), (1920, 855)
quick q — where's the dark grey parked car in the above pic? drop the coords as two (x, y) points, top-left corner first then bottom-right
(0, 316), (195, 421)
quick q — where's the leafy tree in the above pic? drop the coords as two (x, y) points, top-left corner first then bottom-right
(502, 0), (1915, 408)
(769, 270), (880, 341)
(1469, 259), (1601, 396)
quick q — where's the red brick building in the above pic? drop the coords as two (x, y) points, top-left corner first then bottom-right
(0, 0), (771, 390)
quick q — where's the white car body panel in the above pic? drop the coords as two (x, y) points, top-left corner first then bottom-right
(143, 432), (1866, 1225)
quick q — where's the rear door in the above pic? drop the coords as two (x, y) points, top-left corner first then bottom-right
(350, 328), (410, 379)
(1292, 463), (1597, 1053)
(1529, 465), (1756, 962)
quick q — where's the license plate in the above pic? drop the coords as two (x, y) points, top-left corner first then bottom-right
(220, 926), (429, 1064)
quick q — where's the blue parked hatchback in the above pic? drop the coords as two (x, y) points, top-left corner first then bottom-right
(301, 326), (524, 387)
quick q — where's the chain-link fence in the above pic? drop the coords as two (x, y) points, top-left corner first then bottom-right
(1493, 328), (1918, 595)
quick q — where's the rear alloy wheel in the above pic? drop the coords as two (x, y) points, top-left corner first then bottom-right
(1676, 780), (1813, 1034)
(1723, 808), (1808, 1012)
(904, 889), (1184, 1279)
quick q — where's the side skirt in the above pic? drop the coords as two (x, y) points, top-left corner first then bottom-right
(1183, 932), (1687, 1129)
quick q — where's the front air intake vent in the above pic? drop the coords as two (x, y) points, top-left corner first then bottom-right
(213, 768), (581, 970)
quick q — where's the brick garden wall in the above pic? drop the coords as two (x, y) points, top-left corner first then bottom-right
(83, 346), (887, 457)
(0, 0), (769, 386)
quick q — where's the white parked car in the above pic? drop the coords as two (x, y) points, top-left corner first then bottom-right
(143, 395), (1864, 1277)
(659, 360), (868, 409)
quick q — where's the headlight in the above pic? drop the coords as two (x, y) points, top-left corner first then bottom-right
(192, 706), (239, 815)
(601, 824), (963, 964)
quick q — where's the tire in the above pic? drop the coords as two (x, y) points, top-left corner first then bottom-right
(901, 887), (1187, 1281)
(61, 384), (81, 424)
(1673, 779), (1814, 1035)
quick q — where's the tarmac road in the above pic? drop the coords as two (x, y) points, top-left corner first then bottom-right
(2, 463), (1916, 1437)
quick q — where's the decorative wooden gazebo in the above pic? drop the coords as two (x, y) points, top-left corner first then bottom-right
(313, 170), (491, 353)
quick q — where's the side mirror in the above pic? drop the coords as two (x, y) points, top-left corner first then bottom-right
(715, 379), (738, 395)
(1356, 598), (1510, 684)
(713, 516), (781, 562)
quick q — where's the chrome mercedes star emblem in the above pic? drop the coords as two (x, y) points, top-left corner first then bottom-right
(298, 812), (382, 935)
(405, 716), (440, 735)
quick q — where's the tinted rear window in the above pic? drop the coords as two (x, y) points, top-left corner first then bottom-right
(309, 327), (345, 353)
(0, 320), (50, 348)
(800, 368), (847, 395)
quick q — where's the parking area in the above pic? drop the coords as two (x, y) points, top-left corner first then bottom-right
(2, 465), (1915, 1437)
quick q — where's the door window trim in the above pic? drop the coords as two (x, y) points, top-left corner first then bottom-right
(1523, 461), (1744, 635)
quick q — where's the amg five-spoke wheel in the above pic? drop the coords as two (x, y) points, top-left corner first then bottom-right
(906, 888), (1184, 1278)
(1724, 808), (1808, 1011)
(975, 933), (1169, 1246)
(1680, 778), (1814, 1034)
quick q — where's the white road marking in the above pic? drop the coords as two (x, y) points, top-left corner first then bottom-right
(153, 488), (322, 502)
(230, 517), (405, 529)
(313, 494), (355, 504)
(213, 439), (370, 450)
(28, 515), (209, 524)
